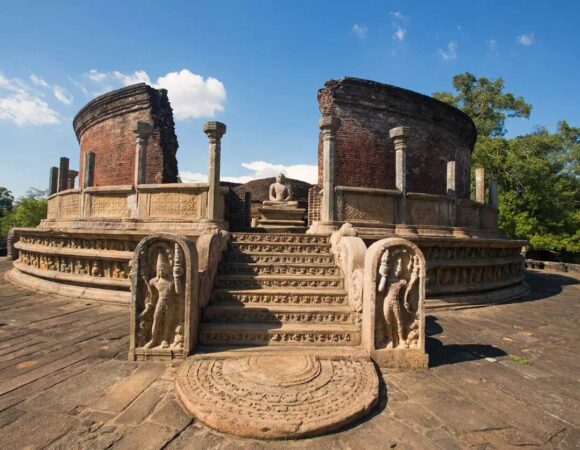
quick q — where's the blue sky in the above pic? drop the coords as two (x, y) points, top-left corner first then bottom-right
(1, 0), (578, 197)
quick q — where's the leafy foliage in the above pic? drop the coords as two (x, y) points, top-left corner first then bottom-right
(433, 72), (532, 138)
(0, 187), (14, 218)
(0, 188), (48, 239)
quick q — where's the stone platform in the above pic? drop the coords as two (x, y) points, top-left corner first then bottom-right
(1, 258), (579, 448)
(176, 351), (378, 439)
(257, 204), (306, 232)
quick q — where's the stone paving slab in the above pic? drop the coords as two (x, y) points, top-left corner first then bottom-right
(0, 259), (579, 448)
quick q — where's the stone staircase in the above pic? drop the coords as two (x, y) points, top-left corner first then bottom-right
(199, 232), (360, 347)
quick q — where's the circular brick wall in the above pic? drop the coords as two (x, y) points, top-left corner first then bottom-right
(73, 83), (179, 187)
(317, 78), (477, 199)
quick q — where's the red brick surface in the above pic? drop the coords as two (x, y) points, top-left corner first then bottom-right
(317, 78), (476, 199)
(74, 84), (179, 187)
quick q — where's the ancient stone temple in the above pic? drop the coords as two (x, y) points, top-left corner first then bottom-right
(6, 77), (528, 439)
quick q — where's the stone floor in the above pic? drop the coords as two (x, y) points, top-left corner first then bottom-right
(0, 258), (578, 449)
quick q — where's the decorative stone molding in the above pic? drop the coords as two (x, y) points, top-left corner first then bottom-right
(362, 237), (428, 368)
(196, 229), (229, 308)
(129, 234), (198, 361)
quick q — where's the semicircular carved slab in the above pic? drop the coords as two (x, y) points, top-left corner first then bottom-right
(176, 354), (378, 439)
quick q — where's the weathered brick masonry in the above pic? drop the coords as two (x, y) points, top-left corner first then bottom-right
(317, 78), (477, 198)
(74, 83), (179, 187)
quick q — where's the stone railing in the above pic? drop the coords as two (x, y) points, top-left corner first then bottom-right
(44, 183), (226, 224)
(333, 186), (500, 236)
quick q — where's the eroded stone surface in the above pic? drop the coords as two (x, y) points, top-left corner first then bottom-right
(176, 354), (379, 439)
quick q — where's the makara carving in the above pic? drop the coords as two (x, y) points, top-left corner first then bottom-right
(129, 234), (198, 361)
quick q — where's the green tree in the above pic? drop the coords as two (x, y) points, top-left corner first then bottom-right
(0, 188), (48, 239)
(433, 72), (532, 138)
(0, 187), (14, 218)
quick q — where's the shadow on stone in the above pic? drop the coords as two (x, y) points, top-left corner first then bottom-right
(511, 270), (580, 304)
(426, 315), (507, 368)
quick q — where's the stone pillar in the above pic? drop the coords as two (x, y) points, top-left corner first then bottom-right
(57, 157), (69, 192)
(83, 151), (95, 188)
(489, 179), (498, 208)
(446, 160), (456, 197)
(48, 167), (58, 196)
(475, 167), (485, 204)
(204, 121), (227, 221)
(67, 170), (79, 189)
(320, 115), (341, 223)
(133, 122), (153, 186)
(389, 126), (410, 224)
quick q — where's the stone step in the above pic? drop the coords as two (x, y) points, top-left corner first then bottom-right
(203, 304), (356, 324)
(218, 262), (339, 277)
(229, 241), (331, 255)
(199, 323), (360, 346)
(214, 274), (343, 290)
(231, 233), (329, 245)
(224, 252), (335, 265)
(210, 288), (348, 306)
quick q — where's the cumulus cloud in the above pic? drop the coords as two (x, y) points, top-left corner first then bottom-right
(517, 33), (534, 46)
(438, 40), (458, 60)
(0, 73), (60, 126)
(352, 24), (367, 39)
(86, 69), (226, 120)
(180, 161), (318, 185)
(53, 86), (74, 105)
(393, 26), (406, 41)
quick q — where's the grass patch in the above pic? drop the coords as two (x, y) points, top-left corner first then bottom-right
(510, 355), (533, 365)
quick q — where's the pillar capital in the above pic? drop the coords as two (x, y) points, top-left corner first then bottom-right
(203, 121), (226, 142)
(389, 126), (411, 152)
(133, 121), (153, 139)
(319, 116), (341, 134)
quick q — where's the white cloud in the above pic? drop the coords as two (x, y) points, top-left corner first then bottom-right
(389, 11), (406, 20)
(179, 161), (318, 185)
(517, 33), (534, 46)
(486, 39), (497, 52)
(393, 26), (406, 42)
(53, 86), (74, 105)
(0, 73), (60, 126)
(30, 74), (48, 87)
(85, 69), (226, 120)
(155, 70), (226, 120)
(438, 40), (458, 60)
(352, 24), (367, 39)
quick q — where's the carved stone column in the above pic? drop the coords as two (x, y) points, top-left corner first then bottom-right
(133, 122), (153, 186)
(446, 160), (456, 197)
(389, 126), (410, 224)
(317, 115), (341, 234)
(48, 167), (58, 196)
(67, 170), (79, 189)
(204, 121), (226, 222)
(57, 157), (69, 192)
(83, 151), (95, 188)
(489, 180), (498, 208)
(475, 166), (485, 204)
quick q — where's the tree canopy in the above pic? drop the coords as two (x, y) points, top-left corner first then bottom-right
(433, 73), (579, 259)
(0, 188), (47, 240)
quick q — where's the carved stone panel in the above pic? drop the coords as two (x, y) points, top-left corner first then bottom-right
(60, 193), (81, 219)
(362, 237), (428, 369)
(90, 194), (128, 218)
(148, 192), (199, 218)
(129, 234), (198, 361)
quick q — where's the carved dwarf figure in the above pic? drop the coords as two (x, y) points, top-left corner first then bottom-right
(140, 252), (179, 349)
(377, 251), (420, 349)
(268, 173), (293, 203)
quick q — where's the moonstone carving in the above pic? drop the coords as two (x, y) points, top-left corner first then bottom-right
(129, 234), (198, 361)
(362, 237), (428, 368)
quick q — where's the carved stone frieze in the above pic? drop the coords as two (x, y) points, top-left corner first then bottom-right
(199, 329), (359, 345)
(214, 277), (342, 289)
(148, 192), (199, 217)
(211, 291), (348, 306)
(90, 194), (128, 218)
(129, 234), (198, 361)
(363, 237), (428, 369)
(232, 233), (328, 245)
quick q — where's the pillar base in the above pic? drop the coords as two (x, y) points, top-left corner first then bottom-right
(306, 221), (340, 235)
